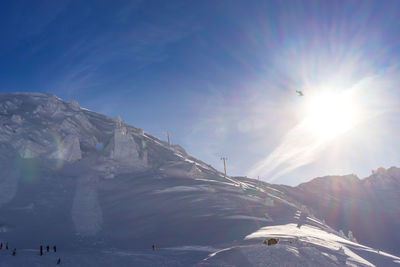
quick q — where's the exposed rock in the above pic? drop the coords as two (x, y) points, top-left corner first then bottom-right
(136, 128), (145, 135)
(107, 126), (147, 169)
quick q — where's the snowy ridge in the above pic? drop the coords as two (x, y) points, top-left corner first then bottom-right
(282, 168), (400, 256)
(0, 93), (399, 266)
(202, 218), (400, 266)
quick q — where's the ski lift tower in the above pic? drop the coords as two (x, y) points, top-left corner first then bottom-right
(162, 132), (171, 146)
(220, 157), (228, 177)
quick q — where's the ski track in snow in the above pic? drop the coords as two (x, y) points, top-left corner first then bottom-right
(163, 246), (217, 253)
(225, 215), (273, 222)
(153, 185), (214, 194)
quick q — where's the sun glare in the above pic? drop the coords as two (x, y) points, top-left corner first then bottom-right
(305, 92), (357, 140)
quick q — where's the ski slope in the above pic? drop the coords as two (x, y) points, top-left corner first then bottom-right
(201, 219), (400, 267)
(1, 93), (400, 266)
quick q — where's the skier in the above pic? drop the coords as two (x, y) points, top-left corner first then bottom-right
(53, 245), (57, 252)
(152, 244), (155, 251)
(0, 242), (2, 249)
(46, 245), (49, 252)
(12, 248), (16, 256)
(40, 245), (43, 256)
(6, 242), (8, 250)
(57, 257), (61, 264)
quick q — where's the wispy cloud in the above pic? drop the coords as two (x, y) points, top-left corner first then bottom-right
(247, 72), (400, 183)
(41, 2), (200, 98)
(248, 120), (326, 182)
(183, 80), (298, 175)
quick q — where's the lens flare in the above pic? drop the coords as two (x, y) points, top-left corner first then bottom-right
(49, 132), (64, 169)
(96, 143), (104, 151)
(15, 157), (38, 184)
(141, 140), (147, 149)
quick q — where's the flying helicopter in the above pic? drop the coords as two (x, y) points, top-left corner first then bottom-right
(296, 90), (304, 96)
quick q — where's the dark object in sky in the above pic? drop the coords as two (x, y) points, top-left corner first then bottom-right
(296, 90), (304, 96)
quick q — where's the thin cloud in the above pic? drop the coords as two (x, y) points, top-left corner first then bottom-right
(247, 72), (400, 183)
(41, 2), (201, 97)
(248, 121), (325, 182)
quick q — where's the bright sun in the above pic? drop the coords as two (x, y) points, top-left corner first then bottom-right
(304, 92), (358, 140)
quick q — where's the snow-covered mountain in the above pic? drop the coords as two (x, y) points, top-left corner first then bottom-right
(0, 93), (399, 266)
(281, 167), (400, 256)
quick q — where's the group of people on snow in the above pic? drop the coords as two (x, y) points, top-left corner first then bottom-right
(1, 241), (61, 264)
(40, 244), (57, 255)
(0, 242), (10, 252)
(40, 244), (61, 264)
(0, 242), (16, 256)
(0, 242), (8, 250)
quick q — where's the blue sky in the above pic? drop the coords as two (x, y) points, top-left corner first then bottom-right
(1, 0), (400, 185)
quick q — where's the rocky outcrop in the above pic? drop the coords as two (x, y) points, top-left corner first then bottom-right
(50, 135), (82, 162)
(105, 118), (148, 170)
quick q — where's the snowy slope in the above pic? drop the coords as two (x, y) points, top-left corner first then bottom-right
(0, 93), (303, 265)
(279, 169), (400, 255)
(0, 93), (399, 266)
(200, 219), (400, 267)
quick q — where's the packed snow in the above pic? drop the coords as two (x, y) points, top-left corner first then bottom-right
(0, 93), (399, 266)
